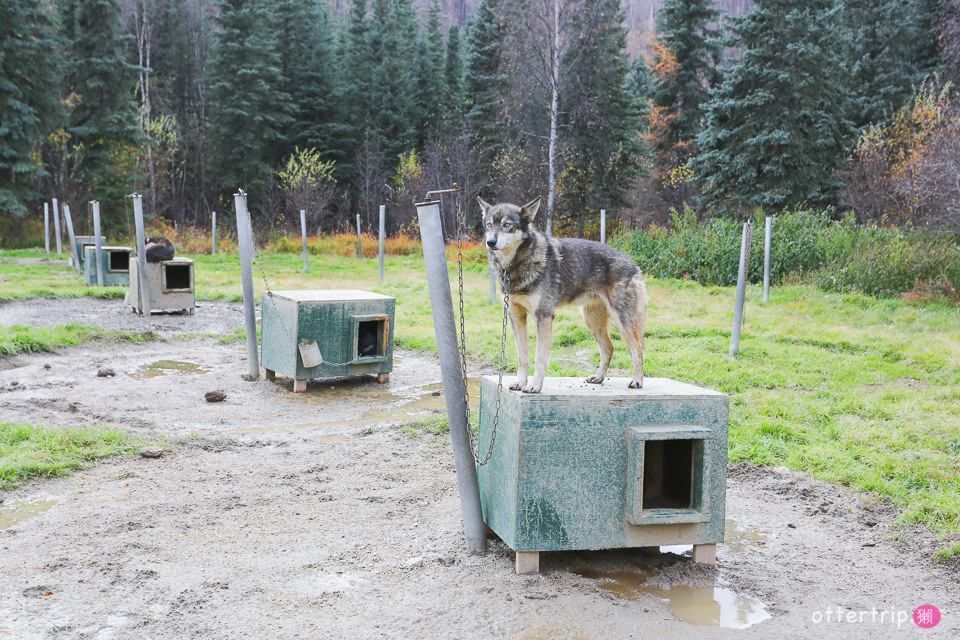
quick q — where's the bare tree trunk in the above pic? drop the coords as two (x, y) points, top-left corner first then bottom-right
(133, 0), (155, 215)
(546, 0), (560, 235)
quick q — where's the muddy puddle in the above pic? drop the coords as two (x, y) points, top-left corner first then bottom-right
(573, 520), (771, 629)
(0, 499), (58, 530)
(227, 378), (483, 433)
(128, 360), (213, 379)
(660, 519), (768, 556)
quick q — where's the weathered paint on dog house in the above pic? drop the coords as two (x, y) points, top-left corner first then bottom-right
(82, 245), (133, 286)
(127, 257), (195, 314)
(477, 376), (728, 574)
(260, 290), (395, 392)
(72, 235), (106, 271)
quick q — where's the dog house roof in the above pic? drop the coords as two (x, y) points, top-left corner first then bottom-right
(480, 376), (726, 401)
(268, 290), (395, 303)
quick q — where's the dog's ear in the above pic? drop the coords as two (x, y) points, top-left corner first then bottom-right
(520, 196), (542, 222)
(477, 196), (492, 216)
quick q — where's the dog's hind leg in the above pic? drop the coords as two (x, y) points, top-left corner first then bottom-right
(524, 312), (554, 393)
(612, 280), (647, 389)
(620, 312), (645, 389)
(582, 300), (613, 384)
(508, 303), (530, 391)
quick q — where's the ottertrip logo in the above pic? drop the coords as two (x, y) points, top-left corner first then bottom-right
(811, 605), (941, 629)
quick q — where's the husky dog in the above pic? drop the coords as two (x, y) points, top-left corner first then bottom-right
(144, 236), (175, 263)
(480, 196), (647, 393)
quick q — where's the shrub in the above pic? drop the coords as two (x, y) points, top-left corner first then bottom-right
(614, 208), (837, 287)
(815, 229), (960, 299)
(614, 208), (960, 302)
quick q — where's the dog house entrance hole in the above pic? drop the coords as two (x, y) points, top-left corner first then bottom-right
(356, 319), (385, 358)
(109, 251), (130, 272)
(164, 263), (192, 291)
(643, 440), (694, 509)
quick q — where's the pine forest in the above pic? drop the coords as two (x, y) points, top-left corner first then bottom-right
(1, 0), (958, 239)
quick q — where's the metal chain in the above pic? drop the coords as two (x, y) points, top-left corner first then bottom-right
(456, 192), (509, 466)
(250, 228), (293, 344)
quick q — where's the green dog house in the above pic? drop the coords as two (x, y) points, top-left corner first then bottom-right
(260, 290), (395, 392)
(82, 245), (133, 286)
(73, 235), (106, 271)
(477, 376), (729, 574)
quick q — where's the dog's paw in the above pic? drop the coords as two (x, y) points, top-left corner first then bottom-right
(509, 381), (524, 391)
(585, 375), (604, 384)
(628, 379), (643, 389)
(521, 383), (542, 393)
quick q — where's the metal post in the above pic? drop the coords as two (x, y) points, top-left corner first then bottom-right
(300, 209), (309, 272)
(211, 210), (217, 255)
(52, 198), (62, 255)
(600, 209), (606, 244)
(489, 258), (497, 305)
(130, 194), (151, 315)
(763, 216), (772, 304)
(416, 199), (486, 555)
(44, 202), (50, 253)
(356, 213), (363, 258)
(92, 201), (104, 286)
(63, 204), (78, 270)
(234, 190), (259, 381)
(729, 221), (753, 356)
(378, 205), (385, 282)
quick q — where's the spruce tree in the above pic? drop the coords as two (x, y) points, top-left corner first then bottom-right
(561, 0), (648, 219)
(207, 0), (292, 213)
(693, 0), (856, 213)
(651, 0), (723, 166)
(280, 0), (348, 168)
(414, 0), (446, 144)
(629, 56), (655, 104)
(366, 0), (418, 166)
(0, 0), (60, 214)
(60, 0), (142, 214)
(464, 0), (508, 190)
(843, 0), (939, 128)
(341, 0), (372, 152)
(444, 25), (465, 126)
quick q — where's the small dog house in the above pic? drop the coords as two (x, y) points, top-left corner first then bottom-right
(126, 257), (195, 315)
(72, 235), (106, 271)
(477, 377), (728, 574)
(260, 290), (395, 392)
(82, 245), (133, 286)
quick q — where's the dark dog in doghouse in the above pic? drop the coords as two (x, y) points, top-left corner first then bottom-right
(144, 236), (175, 262)
(357, 322), (378, 357)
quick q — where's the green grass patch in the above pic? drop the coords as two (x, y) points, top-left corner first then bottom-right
(0, 421), (158, 490)
(935, 541), (960, 563)
(0, 323), (153, 357)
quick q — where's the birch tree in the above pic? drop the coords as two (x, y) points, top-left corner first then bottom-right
(507, 0), (608, 233)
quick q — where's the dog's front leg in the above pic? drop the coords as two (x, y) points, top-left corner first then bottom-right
(523, 312), (554, 393)
(508, 303), (529, 391)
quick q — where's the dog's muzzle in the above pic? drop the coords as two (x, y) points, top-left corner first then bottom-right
(486, 237), (498, 249)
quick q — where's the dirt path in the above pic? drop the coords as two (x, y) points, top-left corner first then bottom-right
(0, 298), (956, 639)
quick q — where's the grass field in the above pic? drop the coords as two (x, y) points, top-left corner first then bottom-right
(1, 246), (959, 559)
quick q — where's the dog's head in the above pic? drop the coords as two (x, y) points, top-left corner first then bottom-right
(478, 196), (542, 253)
